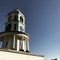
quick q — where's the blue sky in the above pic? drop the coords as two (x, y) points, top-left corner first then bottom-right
(0, 0), (60, 60)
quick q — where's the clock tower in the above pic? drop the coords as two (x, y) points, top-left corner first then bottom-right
(0, 9), (29, 52)
(0, 9), (44, 60)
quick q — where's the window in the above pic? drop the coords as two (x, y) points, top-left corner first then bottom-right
(8, 15), (12, 22)
(14, 15), (18, 21)
(20, 17), (23, 23)
(20, 26), (23, 32)
(5, 41), (8, 48)
(5, 24), (11, 32)
(14, 24), (16, 31)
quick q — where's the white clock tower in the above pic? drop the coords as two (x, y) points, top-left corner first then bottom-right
(0, 9), (44, 60)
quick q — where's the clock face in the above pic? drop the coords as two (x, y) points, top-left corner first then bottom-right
(20, 26), (23, 32)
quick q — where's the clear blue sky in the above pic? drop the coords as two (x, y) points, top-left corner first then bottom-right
(0, 0), (60, 60)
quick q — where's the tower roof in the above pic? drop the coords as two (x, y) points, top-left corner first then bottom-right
(12, 8), (20, 14)
(14, 8), (20, 12)
(7, 8), (21, 16)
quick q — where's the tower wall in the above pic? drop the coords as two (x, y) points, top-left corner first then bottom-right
(0, 51), (44, 60)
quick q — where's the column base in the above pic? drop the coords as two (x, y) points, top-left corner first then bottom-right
(20, 49), (24, 51)
(12, 48), (16, 50)
(26, 50), (30, 53)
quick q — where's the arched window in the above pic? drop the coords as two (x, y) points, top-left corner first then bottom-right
(8, 15), (12, 22)
(20, 17), (23, 23)
(14, 15), (18, 21)
(5, 24), (11, 32)
(14, 24), (16, 31)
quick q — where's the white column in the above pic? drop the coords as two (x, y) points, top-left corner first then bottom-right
(24, 40), (26, 51)
(26, 40), (29, 51)
(21, 40), (23, 50)
(13, 35), (15, 49)
(23, 40), (25, 51)
(4, 36), (6, 48)
(4, 36), (8, 48)
(22, 37), (24, 51)
(8, 39), (10, 49)
(17, 39), (20, 51)
(19, 40), (21, 50)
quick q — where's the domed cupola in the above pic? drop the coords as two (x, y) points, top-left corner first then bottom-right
(5, 9), (25, 32)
